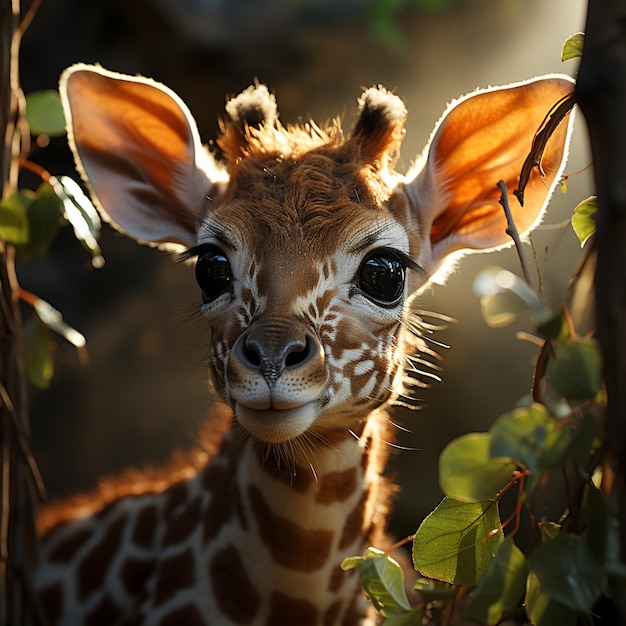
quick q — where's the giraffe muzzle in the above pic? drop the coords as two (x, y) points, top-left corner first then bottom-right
(227, 317), (329, 442)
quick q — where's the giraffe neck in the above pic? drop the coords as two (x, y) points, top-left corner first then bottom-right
(36, 409), (393, 625)
(203, 412), (392, 625)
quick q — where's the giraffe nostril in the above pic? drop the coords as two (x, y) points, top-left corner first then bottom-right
(241, 342), (262, 368)
(284, 335), (313, 369)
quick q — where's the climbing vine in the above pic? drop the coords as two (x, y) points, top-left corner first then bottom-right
(343, 33), (614, 626)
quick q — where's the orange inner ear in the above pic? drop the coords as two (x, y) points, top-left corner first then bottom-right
(62, 67), (211, 246)
(68, 71), (197, 187)
(425, 78), (573, 252)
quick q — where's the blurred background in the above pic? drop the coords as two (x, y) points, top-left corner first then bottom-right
(18, 0), (592, 537)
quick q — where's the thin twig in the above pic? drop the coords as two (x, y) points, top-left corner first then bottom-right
(0, 382), (46, 501)
(0, 435), (9, 626)
(497, 180), (536, 289)
(18, 0), (42, 35)
(531, 339), (554, 404)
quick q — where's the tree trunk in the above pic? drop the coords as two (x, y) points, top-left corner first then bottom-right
(576, 0), (626, 623)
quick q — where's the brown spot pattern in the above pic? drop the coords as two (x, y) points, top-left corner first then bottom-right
(321, 429), (356, 447)
(259, 455), (314, 494)
(95, 497), (123, 521)
(328, 565), (345, 592)
(233, 482), (249, 531)
(323, 600), (343, 625)
(265, 591), (319, 626)
(343, 589), (367, 625)
(203, 466), (234, 543)
(316, 468), (357, 504)
(210, 544), (260, 623)
(248, 485), (333, 571)
(154, 548), (195, 607)
(132, 504), (158, 549)
(201, 462), (227, 492)
(158, 604), (206, 626)
(163, 481), (188, 516)
(84, 594), (121, 626)
(163, 496), (202, 546)
(39, 583), (63, 624)
(48, 528), (92, 563)
(77, 516), (125, 602)
(339, 493), (367, 550)
(121, 557), (156, 597)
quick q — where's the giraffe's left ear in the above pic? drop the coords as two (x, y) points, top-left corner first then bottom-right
(59, 64), (226, 248)
(405, 75), (575, 277)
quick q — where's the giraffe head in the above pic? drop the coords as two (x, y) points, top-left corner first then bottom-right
(60, 66), (573, 447)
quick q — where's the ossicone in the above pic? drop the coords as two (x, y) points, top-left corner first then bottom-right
(219, 84), (278, 159)
(350, 87), (407, 166)
(225, 83), (278, 132)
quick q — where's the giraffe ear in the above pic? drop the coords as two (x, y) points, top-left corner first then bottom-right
(59, 64), (225, 248)
(405, 75), (574, 276)
(350, 87), (407, 166)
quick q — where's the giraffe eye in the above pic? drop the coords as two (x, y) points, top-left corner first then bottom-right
(358, 250), (405, 306)
(195, 246), (233, 303)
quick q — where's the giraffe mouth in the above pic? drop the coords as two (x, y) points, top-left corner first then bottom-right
(235, 402), (319, 443)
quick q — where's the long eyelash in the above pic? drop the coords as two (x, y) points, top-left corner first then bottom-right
(179, 243), (214, 263)
(393, 249), (426, 276)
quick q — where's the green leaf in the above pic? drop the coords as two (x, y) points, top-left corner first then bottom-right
(51, 176), (104, 267)
(22, 315), (54, 389)
(561, 32), (585, 62)
(20, 182), (63, 258)
(549, 337), (603, 400)
(25, 90), (66, 136)
(341, 548), (412, 617)
(525, 571), (578, 626)
(582, 486), (609, 556)
(382, 609), (424, 626)
(439, 432), (517, 501)
(571, 196), (597, 247)
(0, 191), (31, 244)
(464, 541), (528, 625)
(0, 184), (63, 257)
(479, 291), (529, 328)
(527, 532), (606, 613)
(536, 310), (570, 342)
(473, 267), (552, 327)
(540, 409), (600, 471)
(413, 577), (456, 603)
(413, 497), (503, 586)
(538, 520), (561, 543)
(489, 403), (569, 474)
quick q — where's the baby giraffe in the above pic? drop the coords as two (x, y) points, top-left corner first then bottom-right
(35, 66), (573, 625)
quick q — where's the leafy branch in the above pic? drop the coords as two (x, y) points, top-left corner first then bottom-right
(0, 87), (102, 389)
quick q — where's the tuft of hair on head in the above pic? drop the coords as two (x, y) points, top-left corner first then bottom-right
(225, 83), (278, 134)
(218, 83), (279, 162)
(351, 86), (407, 167)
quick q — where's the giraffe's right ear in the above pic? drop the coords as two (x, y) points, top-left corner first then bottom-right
(59, 64), (226, 248)
(404, 75), (574, 279)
